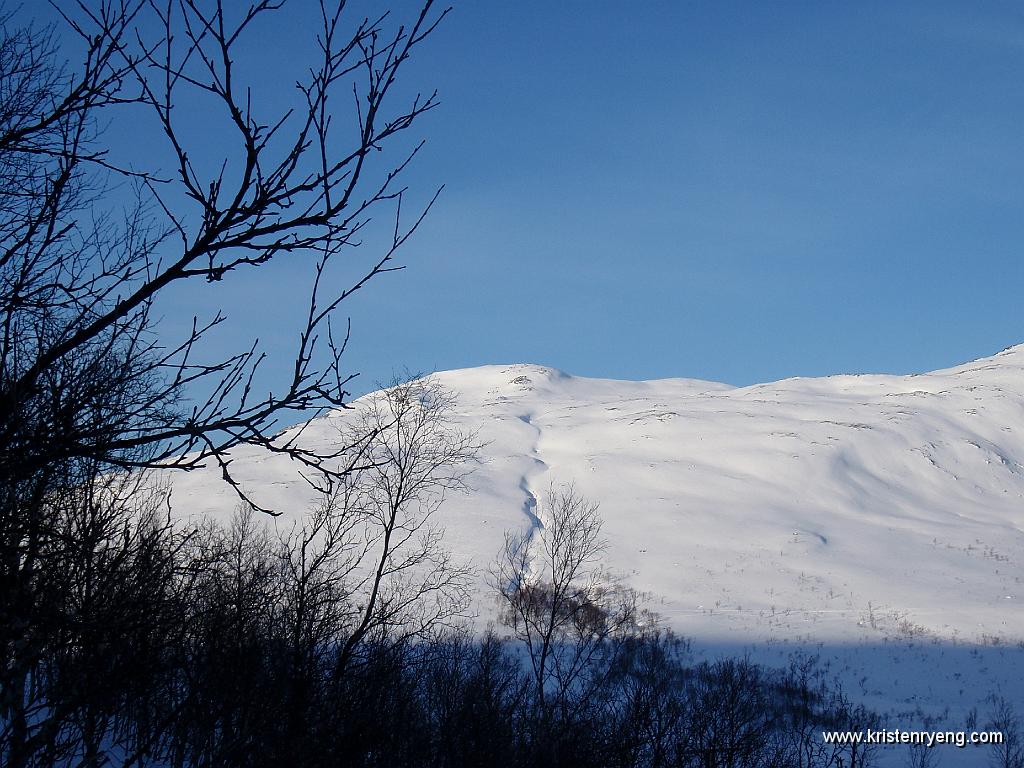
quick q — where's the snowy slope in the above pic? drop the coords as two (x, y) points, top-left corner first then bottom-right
(170, 344), (1024, 749)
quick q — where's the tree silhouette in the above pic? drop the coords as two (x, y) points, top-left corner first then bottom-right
(0, 2), (448, 764)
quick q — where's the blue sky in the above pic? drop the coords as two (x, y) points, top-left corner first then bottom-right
(347, 1), (1024, 388)
(34, 2), (1024, 393)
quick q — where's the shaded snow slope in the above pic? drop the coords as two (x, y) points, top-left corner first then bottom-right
(170, 345), (1024, 744)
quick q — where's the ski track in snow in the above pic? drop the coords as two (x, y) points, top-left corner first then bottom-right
(515, 412), (547, 537)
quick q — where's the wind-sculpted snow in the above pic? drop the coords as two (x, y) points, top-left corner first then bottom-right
(169, 345), (1024, 749)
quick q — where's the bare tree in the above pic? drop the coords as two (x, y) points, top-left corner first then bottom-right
(821, 686), (879, 768)
(493, 485), (645, 720)
(602, 630), (691, 768)
(260, 376), (479, 761)
(681, 658), (778, 768)
(904, 714), (943, 768)
(0, 463), (189, 767)
(329, 376), (478, 675)
(1, 0), (450, 502)
(987, 696), (1024, 768)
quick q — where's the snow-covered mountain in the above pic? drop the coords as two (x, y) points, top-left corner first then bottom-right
(171, 344), (1024, 747)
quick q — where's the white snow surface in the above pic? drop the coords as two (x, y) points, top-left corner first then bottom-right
(171, 344), (1024, 755)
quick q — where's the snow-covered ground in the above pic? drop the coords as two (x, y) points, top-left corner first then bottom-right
(171, 344), (1024, 764)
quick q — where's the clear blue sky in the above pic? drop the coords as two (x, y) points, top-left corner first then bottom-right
(35, 2), (1024, 394)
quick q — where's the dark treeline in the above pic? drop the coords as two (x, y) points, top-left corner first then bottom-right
(0, 330), (887, 767)
(2, 495), (883, 768)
